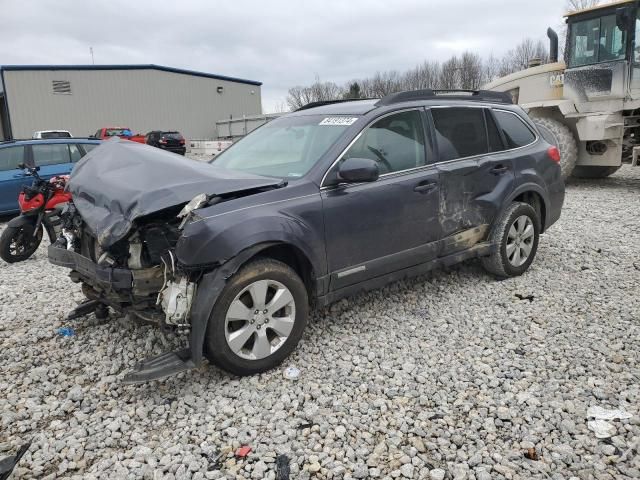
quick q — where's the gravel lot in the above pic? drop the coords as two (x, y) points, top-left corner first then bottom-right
(1, 166), (639, 480)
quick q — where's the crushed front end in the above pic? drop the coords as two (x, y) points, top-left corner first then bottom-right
(48, 139), (284, 382)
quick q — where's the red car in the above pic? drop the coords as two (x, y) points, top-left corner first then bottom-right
(92, 127), (146, 144)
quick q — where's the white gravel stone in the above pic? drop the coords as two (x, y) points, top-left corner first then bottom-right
(1, 166), (639, 479)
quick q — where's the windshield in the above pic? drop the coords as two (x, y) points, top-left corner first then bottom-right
(568, 14), (627, 67)
(105, 128), (128, 136)
(211, 114), (357, 178)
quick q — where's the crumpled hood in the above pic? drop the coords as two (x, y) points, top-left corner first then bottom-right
(69, 138), (281, 248)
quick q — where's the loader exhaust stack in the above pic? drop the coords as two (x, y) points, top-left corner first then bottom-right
(547, 28), (558, 63)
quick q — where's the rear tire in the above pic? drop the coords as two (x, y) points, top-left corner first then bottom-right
(571, 165), (621, 178)
(481, 202), (540, 278)
(532, 116), (578, 180)
(0, 223), (43, 263)
(204, 258), (308, 376)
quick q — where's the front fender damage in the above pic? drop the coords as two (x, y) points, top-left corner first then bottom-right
(122, 243), (275, 384)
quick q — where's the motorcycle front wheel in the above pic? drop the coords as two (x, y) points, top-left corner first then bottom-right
(0, 222), (43, 263)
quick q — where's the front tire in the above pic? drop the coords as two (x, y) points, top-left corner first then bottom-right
(481, 202), (540, 278)
(572, 165), (621, 178)
(532, 116), (578, 180)
(205, 258), (309, 376)
(0, 222), (43, 263)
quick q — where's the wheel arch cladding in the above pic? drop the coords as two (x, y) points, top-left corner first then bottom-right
(507, 185), (548, 232)
(512, 190), (546, 231)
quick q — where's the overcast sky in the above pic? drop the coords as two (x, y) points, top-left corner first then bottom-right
(0, 0), (567, 112)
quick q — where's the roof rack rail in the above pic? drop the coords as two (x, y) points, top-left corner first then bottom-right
(295, 98), (374, 111)
(376, 89), (512, 106)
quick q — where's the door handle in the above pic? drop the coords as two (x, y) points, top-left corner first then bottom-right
(491, 165), (509, 175)
(414, 182), (437, 193)
(12, 173), (24, 178)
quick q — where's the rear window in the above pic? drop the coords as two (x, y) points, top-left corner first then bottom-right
(431, 107), (488, 161)
(40, 131), (71, 139)
(162, 132), (183, 140)
(0, 146), (25, 171)
(493, 110), (536, 149)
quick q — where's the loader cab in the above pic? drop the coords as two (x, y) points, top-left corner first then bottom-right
(564, 0), (640, 108)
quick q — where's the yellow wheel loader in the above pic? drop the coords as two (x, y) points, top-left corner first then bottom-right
(484, 0), (640, 179)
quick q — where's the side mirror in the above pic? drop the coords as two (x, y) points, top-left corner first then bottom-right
(337, 157), (379, 183)
(616, 6), (630, 31)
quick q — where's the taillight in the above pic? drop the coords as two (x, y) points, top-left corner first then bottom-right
(179, 138), (185, 145)
(547, 146), (561, 163)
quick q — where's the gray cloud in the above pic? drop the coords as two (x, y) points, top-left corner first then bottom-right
(0, 0), (567, 111)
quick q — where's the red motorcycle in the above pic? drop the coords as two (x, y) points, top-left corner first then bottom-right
(0, 164), (71, 263)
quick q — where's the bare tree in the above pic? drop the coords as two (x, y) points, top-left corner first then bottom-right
(286, 76), (344, 109)
(459, 52), (483, 89)
(403, 61), (441, 90)
(482, 54), (501, 84)
(440, 56), (461, 89)
(566, 0), (600, 12)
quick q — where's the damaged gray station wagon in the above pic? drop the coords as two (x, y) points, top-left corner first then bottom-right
(48, 89), (565, 383)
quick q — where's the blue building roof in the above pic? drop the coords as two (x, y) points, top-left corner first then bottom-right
(0, 64), (262, 86)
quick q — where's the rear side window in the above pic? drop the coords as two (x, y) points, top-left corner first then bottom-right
(485, 111), (504, 152)
(0, 146), (25, 171)
(431, 108), (487, 161)
(493, 110), (536, 149)
(32, 144), (72, 166)
(69, 144), (83, 162)
(81, 143), (98, 154)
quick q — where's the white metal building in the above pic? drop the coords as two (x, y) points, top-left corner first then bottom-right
(0, 64), (262, 141)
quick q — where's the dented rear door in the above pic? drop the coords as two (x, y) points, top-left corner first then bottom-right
(429, 107), (515, 256)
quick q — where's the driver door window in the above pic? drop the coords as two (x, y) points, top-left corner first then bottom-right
(343, 110), (426, 174)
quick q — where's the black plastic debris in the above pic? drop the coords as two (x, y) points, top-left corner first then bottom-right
(202, 450), (223, 471)
(276, 454), (290, 480)
(514, 293), (535, 302)
(0, 442), (31, 480)
(297, 422), (314, 430)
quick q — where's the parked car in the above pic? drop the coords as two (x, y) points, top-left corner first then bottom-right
(146, 131), (186, 155)
(33, 130), (72, 139)
(48, 89), (564, 383)
(0, 138), (100, 214)
(92, 127), (145, 144)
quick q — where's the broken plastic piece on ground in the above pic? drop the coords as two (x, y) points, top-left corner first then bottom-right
(283, 366), (300, 380)
(276, 454), (290, 480)
(56, 327), (75, 337)
(587, 406), (633, 421)
(0, 442), (31, 480)
(587, 406), (633, 439)
(524, 447), (539, 461)
(588, 419), (617, 439)
(297, 422), (314, 430)
(514, 293), (535, 302)
(65, 299), (100, 320)
(235, 446), (251, 458)
(122, 348), (195, 384)
(202, 450), (222, 471)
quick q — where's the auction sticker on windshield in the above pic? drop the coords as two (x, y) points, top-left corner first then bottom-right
(319, 117), (358, 126)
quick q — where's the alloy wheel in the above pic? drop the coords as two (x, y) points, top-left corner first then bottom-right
(224, 279), (296, 360)
(506, 215), (534, 267)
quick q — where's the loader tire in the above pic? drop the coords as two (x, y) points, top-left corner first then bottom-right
(532, 116), (578, 180)
(571, 165), (621, 178)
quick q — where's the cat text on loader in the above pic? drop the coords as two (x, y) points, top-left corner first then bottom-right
(484, 0), (640, 179)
